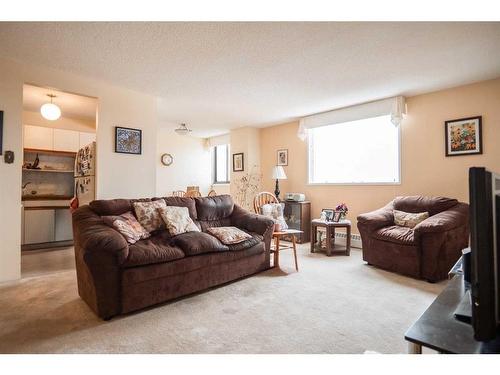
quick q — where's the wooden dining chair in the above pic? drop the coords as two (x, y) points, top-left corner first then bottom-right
(253, 192), (279, 214)
(185, 190), (202, 198)
(207, 189), (217, 197)
(172, 190), (186, 197)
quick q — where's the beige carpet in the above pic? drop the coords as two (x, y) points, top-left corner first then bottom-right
(0, 245), (445, 353)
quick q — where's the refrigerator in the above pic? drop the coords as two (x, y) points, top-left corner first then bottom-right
(74, 141), (96, 206)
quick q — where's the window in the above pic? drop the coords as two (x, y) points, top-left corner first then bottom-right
(308, 115), (400, 184)
(213, 144), (230, 184)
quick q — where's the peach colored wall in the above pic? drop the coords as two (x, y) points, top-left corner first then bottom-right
(260, 78), (500, 233)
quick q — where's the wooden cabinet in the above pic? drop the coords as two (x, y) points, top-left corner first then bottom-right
(283, 201), (311, 243)
(79, 132), (96, 148)
(24, 125), (53, 150)
(24, 209), (55, 244)
(53, 128), (80, 152)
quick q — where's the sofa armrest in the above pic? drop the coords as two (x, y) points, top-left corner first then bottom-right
(357, 204), (394, 231)
(230, 204), (275, 236)
(413, 202), (469, 234)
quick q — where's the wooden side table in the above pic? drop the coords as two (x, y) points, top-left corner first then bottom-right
(310, 219), (351, 256)
(271, 229), (302, 271)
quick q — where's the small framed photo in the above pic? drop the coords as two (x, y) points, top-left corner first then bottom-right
(115, 126), (142, 155)
(333, 211), (342, 223)
(445, 116), (482, 156)
(277, 149), (288, 166)
(233, 153), (244, 172)
(321, 208), (334, 222)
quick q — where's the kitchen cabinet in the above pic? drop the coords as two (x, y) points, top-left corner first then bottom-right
(55, 209), (73, 241)
(53, 128), (80, 152)
(79, 132), (96, 148)
(24, 125), (53, 150)
(24, 209), (55, 244)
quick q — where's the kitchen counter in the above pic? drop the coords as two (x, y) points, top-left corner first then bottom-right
(22, 195), (73, 201)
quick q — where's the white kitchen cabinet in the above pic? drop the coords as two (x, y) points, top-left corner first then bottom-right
(55, 209), (73, 241)
(24, 125), (54, 150)
(53, 128), (80, 152)
(24, 209), (55, 244)
(79, 132), (96, 148)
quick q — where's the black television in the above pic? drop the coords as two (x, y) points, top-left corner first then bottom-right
(469, 167), (500, 341)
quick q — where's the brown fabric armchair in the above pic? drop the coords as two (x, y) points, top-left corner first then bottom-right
(357, 196), (469, 282)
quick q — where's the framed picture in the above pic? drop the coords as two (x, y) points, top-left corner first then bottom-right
(445, 116), (482, 156)
(115, 126), (142, 155)
(0, 111), (3, 155)
(333, 211), (342, 223)
(233, 153), (244, 172)
(277, 149), (288, 166)
(321, 208), (334, 222)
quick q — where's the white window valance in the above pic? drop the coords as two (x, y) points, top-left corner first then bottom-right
(297, 96), (406, 141)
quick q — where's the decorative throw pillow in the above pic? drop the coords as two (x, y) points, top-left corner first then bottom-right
(393, 209), (430, 229)
(158, 206), (200, 236)
(207, 226), (252, 245)
(261, 203), (288, 231)
(102, 211), (151, 244)
(133, 200), (167, 232)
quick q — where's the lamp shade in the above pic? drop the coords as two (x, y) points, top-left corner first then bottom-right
(271, 166), (287, 180)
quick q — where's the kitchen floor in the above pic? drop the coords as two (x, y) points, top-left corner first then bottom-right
(21, 247), (75, 278)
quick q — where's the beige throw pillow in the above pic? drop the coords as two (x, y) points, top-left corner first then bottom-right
(159, 206), (200, 236)
(393, 209), (429, 229)
(133, 200), (167, 232)
(207, 226), (252, 245)
(102, 211), (151, 244)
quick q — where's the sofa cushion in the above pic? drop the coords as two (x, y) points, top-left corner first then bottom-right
(102, 211), (151, 244)
(195, 195), (234, 221)
(90, 199), (133, 216)
(226, 232), (263, 251)
(124, 231), (185, 267)
(172, 231), (229, 256)
(373, 225), (416, 245)
(133, 200), (167, 232)
(122, 242), (265, 285)
(393, 196), (458, 216)
(393, 209), (429, 229)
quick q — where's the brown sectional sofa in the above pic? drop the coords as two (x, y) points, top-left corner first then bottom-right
(357, 196), (469, 282)
(72, 195), (274, 320)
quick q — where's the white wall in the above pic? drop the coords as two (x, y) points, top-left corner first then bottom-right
(0, 57), (159, 282)
(22, 110), (95, 132)
(156, 128), (212, 196)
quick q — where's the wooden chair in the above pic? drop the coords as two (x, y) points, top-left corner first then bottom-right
(185, 190), (202, 198)
(253, 192), (279, 214)
(172, 190), (186, 197)
(207, 189), (217, 197)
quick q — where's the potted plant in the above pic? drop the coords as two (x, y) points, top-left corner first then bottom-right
(335, 203), (349, 221)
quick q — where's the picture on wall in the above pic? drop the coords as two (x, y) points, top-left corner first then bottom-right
(0, 111), (3, 155)
(277, 149), (288, 166)
(233, 153), (244, 172)
(115, 126), (142, 155)
(445, 116), (482, 156)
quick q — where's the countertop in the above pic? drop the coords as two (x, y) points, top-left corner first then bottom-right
(22, 195), (73, 201)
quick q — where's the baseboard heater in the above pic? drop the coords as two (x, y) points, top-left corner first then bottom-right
(333, 232), (362, 249)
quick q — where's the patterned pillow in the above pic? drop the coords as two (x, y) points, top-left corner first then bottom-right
(133, 200), (167, 232)
(158, 206), (200, 236)
(260, 203), (288, 230)
(207, 226), (252, 245)
(393, 209), (429, 229)
(102, 211), (151, 244)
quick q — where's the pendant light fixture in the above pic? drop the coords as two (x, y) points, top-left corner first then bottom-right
(40, 94), (61, 121)
(174, 123), (192, 135)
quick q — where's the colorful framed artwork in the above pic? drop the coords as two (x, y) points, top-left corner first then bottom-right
(233, 153), (244, 172)
(445, 116), (482, 157)
(277, 149), (288, 166)
(115, 126), (142, 155)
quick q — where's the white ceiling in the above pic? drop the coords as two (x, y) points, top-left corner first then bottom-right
(23, 84), (97, 120)
(1, 22), (500, 137)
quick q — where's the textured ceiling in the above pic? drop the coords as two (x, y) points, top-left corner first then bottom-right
(23, 84), (97, 120)
(1, 22), (500, 137)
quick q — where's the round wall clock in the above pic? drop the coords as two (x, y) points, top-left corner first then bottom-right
(161, 153), (173, 166)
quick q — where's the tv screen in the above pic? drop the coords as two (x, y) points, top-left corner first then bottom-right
(469, 167), (500, 341)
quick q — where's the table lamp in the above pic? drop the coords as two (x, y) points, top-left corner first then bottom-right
(271, 165), (287, 201)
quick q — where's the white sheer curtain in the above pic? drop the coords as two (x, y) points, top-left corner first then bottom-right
(298, 96), (406, 141)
